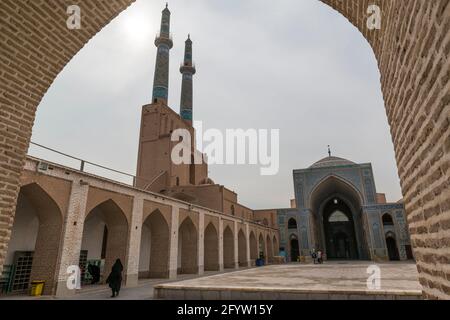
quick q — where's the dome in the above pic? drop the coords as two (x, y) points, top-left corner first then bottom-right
(309, 156), (355, 169)
(199, 177), (215, 185)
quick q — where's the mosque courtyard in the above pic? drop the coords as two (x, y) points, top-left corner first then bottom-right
(154, 261), (422, 300)
(1, 261), (421, 300)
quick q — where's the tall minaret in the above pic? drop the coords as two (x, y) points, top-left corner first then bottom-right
(152, 4), (173, 105)
(179, 34), (196, 124)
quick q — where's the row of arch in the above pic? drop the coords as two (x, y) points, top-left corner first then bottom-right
(140, 210), (278, 276)
(5, 183), (278, 294)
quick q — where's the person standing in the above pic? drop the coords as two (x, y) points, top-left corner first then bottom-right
(106, 259), (123, 298)
(311, 248), (317, 264)
(317, 250), (323, 264)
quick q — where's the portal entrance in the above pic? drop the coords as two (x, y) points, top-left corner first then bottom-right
(310, 176), (368, 260)
(323, 199), (358, 259)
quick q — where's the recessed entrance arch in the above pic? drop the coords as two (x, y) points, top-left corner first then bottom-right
(223, 226), (235, 269)
(81, 199), (129, 284)
(258, 233), (266, 261)
(204, 223), (219, 271)
(178, 217), (198, 274)
(5, 183), (63, 295)
(139, 209), (170, 279)
(289, 235), (300, 262)
(323, 200), (358, 259)
(386, 233), (400, 261)
(310, 175), (369, 260)
(238, 229), (247, 267)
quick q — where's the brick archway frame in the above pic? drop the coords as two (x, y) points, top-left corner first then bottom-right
(0, 0), (448, 299)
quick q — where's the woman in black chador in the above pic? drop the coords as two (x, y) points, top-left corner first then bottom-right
(106, 259), (123, 298)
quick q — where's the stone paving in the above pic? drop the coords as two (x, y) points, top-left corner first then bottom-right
(0, 269), (244, 300)
(154, 261), (423, 300)
(0, 262), (422, 300)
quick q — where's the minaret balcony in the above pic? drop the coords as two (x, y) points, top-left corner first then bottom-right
(180, 62), (196, 74)
(155, 32), (173, 48)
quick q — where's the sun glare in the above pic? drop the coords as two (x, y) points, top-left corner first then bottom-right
(121, 10), (155, 45)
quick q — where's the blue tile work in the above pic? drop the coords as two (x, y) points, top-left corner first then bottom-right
(293, 163), (381, 208)
(364, 203), (410, 260)
(362, 167), (377, 204)
(277, 158), (411, 261)
(277, 209), (299, 249)
(152, 7), (173, 104)
(179, 37), (195, 122)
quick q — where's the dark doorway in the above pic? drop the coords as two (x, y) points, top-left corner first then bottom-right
(332, 232), (351, 259)
(405, 245), (414, 260)
(386, 236), (400, 261)
(382, 214), (394, 225)
(288, 218), (297, 229)
(290, 237), (299, 262)
(323, 198), (359, 259)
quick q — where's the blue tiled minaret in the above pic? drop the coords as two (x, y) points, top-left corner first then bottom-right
(152, 4), (173, 105)
(179, 34), (196, 124)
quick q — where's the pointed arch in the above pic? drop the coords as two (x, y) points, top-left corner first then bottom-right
(289, 234), (300, 262)
(258, 233), (266, 261)
(6, 183), (63, 295)
(309, 174), (368, 260)
(81, 199), (129, 283)
(309, 174), (364, 210)
(385, 232), (400, 261)
(139, 209), (170, 279)
(178, 216), (198, 274)
(382, 213), (394, 226)
(288, 217), (297, 229)
(238, 229), (247, 267)
(273, 235), (279, 257)
(204, 222), (219, 271)
(223, 226), (234, 268)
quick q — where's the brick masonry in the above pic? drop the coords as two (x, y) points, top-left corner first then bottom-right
(0, 0), (448, 298)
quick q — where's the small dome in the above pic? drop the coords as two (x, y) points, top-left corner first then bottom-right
(199, 177), (215, 185)
(309, 156), (355, 169)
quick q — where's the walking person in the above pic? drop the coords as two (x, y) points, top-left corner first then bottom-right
(106, 259), (123, 298)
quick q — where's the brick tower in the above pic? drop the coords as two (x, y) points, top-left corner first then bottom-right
(179, 35), (196, 125)
(136, 6), (208, 192)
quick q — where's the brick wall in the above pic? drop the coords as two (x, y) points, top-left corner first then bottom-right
(321, 0), (449, 300)
(0, 0), (448, 298)
(0, 0), (136, 282)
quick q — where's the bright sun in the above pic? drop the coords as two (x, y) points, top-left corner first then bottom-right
(121, 10), (155, 45)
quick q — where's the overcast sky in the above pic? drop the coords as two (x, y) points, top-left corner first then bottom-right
(30, 0), (403, 209)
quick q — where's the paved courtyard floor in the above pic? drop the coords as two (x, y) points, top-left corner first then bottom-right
(0, 269), (246, 300)
(0, 262), (422, 300)
(155, 261), (423, 300)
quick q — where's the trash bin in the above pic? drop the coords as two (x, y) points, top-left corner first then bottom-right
(256, 259), (265, 267)
(30, 281), (45, 296)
